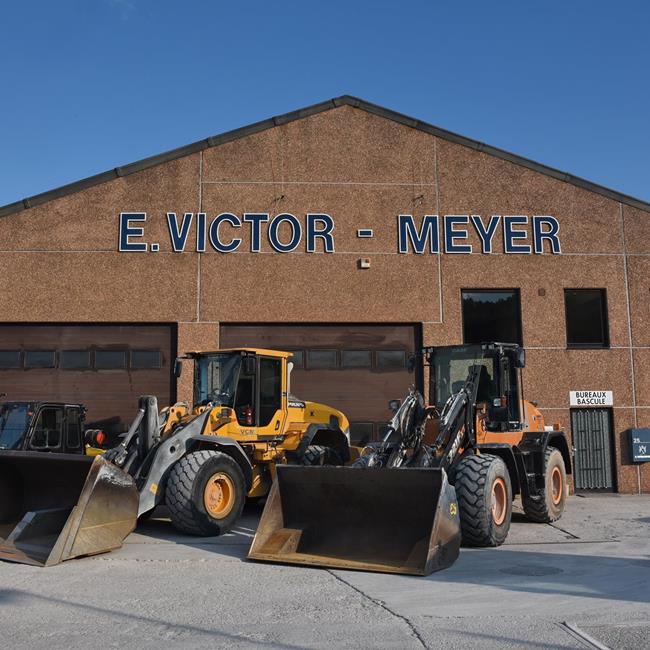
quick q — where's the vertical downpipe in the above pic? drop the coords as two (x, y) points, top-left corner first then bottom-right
(619, 202), (640, 493)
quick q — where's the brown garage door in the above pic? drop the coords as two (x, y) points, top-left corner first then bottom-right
(0, 324), (175, 441)
(220, 324), (421, 445)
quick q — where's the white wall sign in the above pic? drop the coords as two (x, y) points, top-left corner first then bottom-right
(570, 391), (613, 407)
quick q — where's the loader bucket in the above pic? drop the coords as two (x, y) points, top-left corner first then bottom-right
(248, 466), (461, 576)
(0, 451), (138, 566)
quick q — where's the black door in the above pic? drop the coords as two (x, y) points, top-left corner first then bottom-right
(571, 408), (615, 491)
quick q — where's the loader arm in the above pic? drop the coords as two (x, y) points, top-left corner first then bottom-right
(432, 364), (482, 471)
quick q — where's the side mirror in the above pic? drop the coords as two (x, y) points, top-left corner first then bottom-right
(243, 355), (256, 375)
(173, 358), (183, 378)
(515, 348), (526, 369)
(388, 399), (401, 413)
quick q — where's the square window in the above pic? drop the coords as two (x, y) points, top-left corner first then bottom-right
(349, 422), (375, 446)
(462, 289), (522, 345)
(131, 350), (162, 369)
(565, 289), (609, 348)
(24, 350), (56, 369)
(341, 350), (372, 368)
(60, 350), (91, 370)
(307, 349), (337, 369)
(0, 351), (21, 369)
(376, 350), (406, 369)
(95, 350), (127, 370)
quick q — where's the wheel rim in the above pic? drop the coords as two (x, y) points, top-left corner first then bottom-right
(203, 472), (235, 519)
(491, 477), (507, 526)
(551, 466), (563, 505)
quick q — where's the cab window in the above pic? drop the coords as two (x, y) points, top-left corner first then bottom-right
(32, 407), (63, 449)
(259, 358), (282, 426)
(66, 408), (82, 450)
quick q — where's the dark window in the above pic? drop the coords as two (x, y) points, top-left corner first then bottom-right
(376, 350), (406, 369)
(288, 350), (304, 369)
(462, 289), (522, 345)
(341, 350), (372, 368)
(131, 350), (162, 369)
(60, 350), (91, 370)
(66, 408), (82, 449)
(307, 349), (337, 369)
(349, 422), (375, 446)
(31, 408), (63, 449)
(565, 289), (609, 348)
(259, 358), (282, 426)
(24, 350), (56, 369)
(0, 351), (21, 369)
(95, 350), (127, 370)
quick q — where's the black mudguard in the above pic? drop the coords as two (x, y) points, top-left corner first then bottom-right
(291, 423), (351, 464)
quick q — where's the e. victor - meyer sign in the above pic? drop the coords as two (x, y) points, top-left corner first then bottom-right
(118, 213), (561, 255)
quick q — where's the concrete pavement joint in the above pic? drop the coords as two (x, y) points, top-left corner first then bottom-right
(327, 570), (428, 648)
(548, 522), (582, 540)
(559, 621), (611, 650)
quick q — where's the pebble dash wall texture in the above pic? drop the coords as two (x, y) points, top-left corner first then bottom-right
(0, 98), (648, 493)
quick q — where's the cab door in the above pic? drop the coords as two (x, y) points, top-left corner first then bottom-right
(255, 356), (286, 437)
(64, 407), (83, 454)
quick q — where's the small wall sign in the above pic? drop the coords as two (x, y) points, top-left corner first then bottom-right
(629, 428), (650, 463)
(569, 390), (613, 407)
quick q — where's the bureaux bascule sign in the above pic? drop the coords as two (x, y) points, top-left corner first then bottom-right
(118, 213), (562, 255)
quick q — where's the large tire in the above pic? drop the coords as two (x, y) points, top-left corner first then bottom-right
(300, 445), (342, 466)
(452, 453), (512, 547)
(523, 447), (567, 523)
(166, 450), (246, 536)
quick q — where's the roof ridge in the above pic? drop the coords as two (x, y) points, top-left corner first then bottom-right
(1, 95), (648, 218)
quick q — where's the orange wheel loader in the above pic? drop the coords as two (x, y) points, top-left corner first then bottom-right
(248, 343), (571, 576)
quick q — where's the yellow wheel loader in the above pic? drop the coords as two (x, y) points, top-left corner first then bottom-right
(107, 348), (351, 537)
(0, 348), (351, 565)
(248, 342), (571, 576)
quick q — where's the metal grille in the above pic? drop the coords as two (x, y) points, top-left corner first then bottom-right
(571, 408), (614, 490)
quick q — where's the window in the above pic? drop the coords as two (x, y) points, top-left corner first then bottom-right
(259, 358), (282, 426)
(131, 350), (162, 369)
(288, 350), (304, 369)
(349, 422), (374, 446)
(462, 289), (522, 345)
(0, 351), (21, 369)
(307, 349), (337, 369)
(31, 407), (63, 449)
(376, 350), (406, 369)
(565, 289), (609, 348)
(95, 350), (127, 369)
(341, 350), (372, 368)
(66, 408), (82, 449)
(60, 350), (91, 370)
(24, 350), (56, 369)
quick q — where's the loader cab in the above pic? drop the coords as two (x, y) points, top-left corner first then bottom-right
(189, 350), (285, 430)
(426, 343), (525, 432)
(0, 401), (85, 453)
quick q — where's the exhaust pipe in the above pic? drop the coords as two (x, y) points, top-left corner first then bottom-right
(248, 465), (460, 576)
(0, 452), (138, 566)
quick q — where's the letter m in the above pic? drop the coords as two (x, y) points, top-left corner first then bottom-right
(398, 215), (439, 253)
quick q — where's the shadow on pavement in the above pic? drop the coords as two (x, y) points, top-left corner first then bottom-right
(131, 502), (264, 561)
(0, 587), (304, 649)
(422, 546), (650, 604)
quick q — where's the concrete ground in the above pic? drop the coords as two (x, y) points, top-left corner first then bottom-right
(1, 494), (649, 649)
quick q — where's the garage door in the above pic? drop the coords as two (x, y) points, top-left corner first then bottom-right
(220, 324), (421, 445)
(0, 324), (175, 441)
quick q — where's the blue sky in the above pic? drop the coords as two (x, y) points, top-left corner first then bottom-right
(1, 0), (648, 206)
